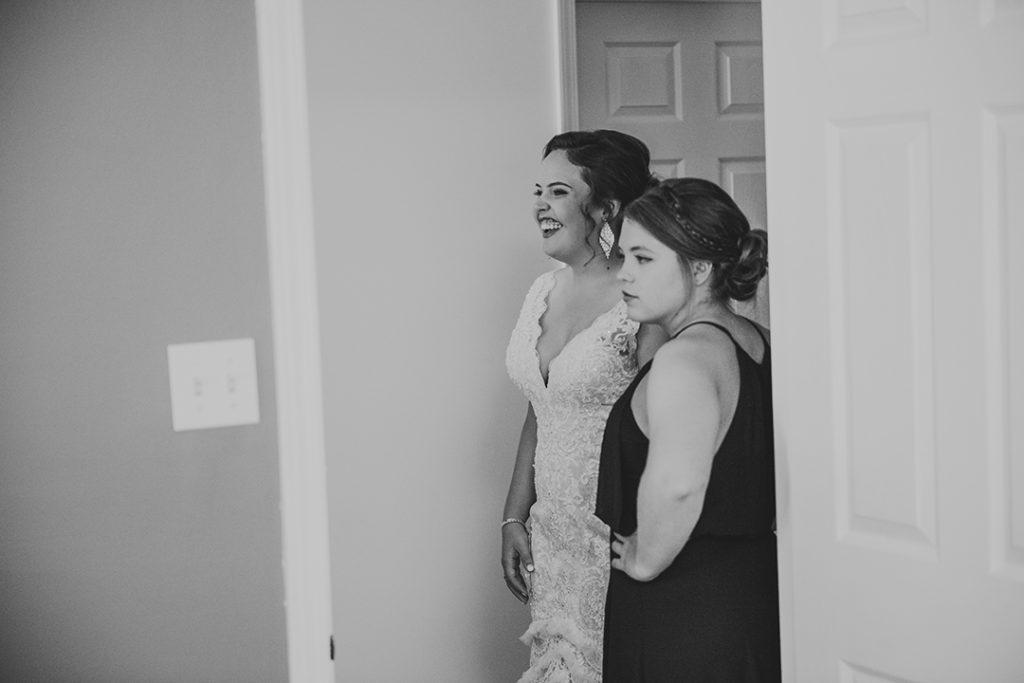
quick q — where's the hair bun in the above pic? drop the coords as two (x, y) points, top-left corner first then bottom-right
(723, 229), (768, 301)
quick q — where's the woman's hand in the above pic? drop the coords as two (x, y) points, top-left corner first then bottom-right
(610, 531), (658, 582)
(501, 523), (534, 604)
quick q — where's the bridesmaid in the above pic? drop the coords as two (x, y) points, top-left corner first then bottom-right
(596, 178), (779, 681)
(502, 130), (662, 682)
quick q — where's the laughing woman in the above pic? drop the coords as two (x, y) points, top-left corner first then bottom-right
(596, 178), (780, 681)
(502, 130), (661, 682)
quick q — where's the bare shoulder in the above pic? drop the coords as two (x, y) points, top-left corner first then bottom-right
(643, 332), (724, 430)
(648, 330), (726, 391)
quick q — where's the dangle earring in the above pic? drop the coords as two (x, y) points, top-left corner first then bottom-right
(599, 220), (615, 260)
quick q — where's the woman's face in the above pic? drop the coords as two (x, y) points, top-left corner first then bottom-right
(533, 150), (602, 262)
(617, 217), (693, 326)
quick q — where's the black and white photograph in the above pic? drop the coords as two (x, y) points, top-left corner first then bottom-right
(2, 1), (1022, 681)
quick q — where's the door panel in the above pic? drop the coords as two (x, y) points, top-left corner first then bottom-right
(764, 1), (1024, 680)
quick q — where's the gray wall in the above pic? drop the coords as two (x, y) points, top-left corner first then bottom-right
(0, 2), (288, 681)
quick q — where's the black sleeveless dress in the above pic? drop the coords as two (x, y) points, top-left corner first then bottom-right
(595, 320), (781, 682)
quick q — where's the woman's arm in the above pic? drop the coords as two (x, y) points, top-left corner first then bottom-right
(612, 342), (720, 581)
(501, 403), (538, 603)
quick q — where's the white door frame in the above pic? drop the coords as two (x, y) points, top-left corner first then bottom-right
(554, 2), (794, 677)
(557, 0), (580, 132)
(255, 1), (334, 682)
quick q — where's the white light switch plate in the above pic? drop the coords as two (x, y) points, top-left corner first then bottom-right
(167, 338), (260, 431)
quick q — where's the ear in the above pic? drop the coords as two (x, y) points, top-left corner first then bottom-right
(692, 260), (713, 286)
(604, 199), (622, 222)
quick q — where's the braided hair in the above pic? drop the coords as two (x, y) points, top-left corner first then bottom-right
(624, 178), (767, 302)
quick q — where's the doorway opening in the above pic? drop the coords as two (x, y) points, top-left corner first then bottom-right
(558, 0), (769, 326)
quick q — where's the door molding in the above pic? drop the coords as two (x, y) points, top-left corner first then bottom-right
(557, 0), (579, 131)
(255, 1), (334, 681)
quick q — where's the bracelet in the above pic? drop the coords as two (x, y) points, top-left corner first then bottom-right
(501, 517), (527, 530)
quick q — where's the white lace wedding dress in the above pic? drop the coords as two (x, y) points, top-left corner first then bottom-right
(506, 269), (640, 683)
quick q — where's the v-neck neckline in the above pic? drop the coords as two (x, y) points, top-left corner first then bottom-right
(532, 271), (624, 388)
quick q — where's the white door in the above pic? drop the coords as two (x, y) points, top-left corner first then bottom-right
(764, 1), (1024, 680)
(576, 0), (769, 324)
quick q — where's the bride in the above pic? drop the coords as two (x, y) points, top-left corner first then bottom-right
(502, 130), (662, 682)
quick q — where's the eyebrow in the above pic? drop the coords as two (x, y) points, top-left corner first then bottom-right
(534, 181), (573, 189)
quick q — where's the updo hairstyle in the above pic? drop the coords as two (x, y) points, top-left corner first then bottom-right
(624, 177), (767, 302)
(543, 130), (656, 236)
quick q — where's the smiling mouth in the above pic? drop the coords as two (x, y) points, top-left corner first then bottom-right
(539, 218), (563, 238)
(622, 291), (636, 300)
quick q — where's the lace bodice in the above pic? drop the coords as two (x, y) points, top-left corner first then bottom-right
(507, 270), (639, 512)
(505, 269), (640, 682)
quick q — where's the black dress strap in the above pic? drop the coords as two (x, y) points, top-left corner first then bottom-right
(672, 319), (769, 361)
(670, 320), (738, 345)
